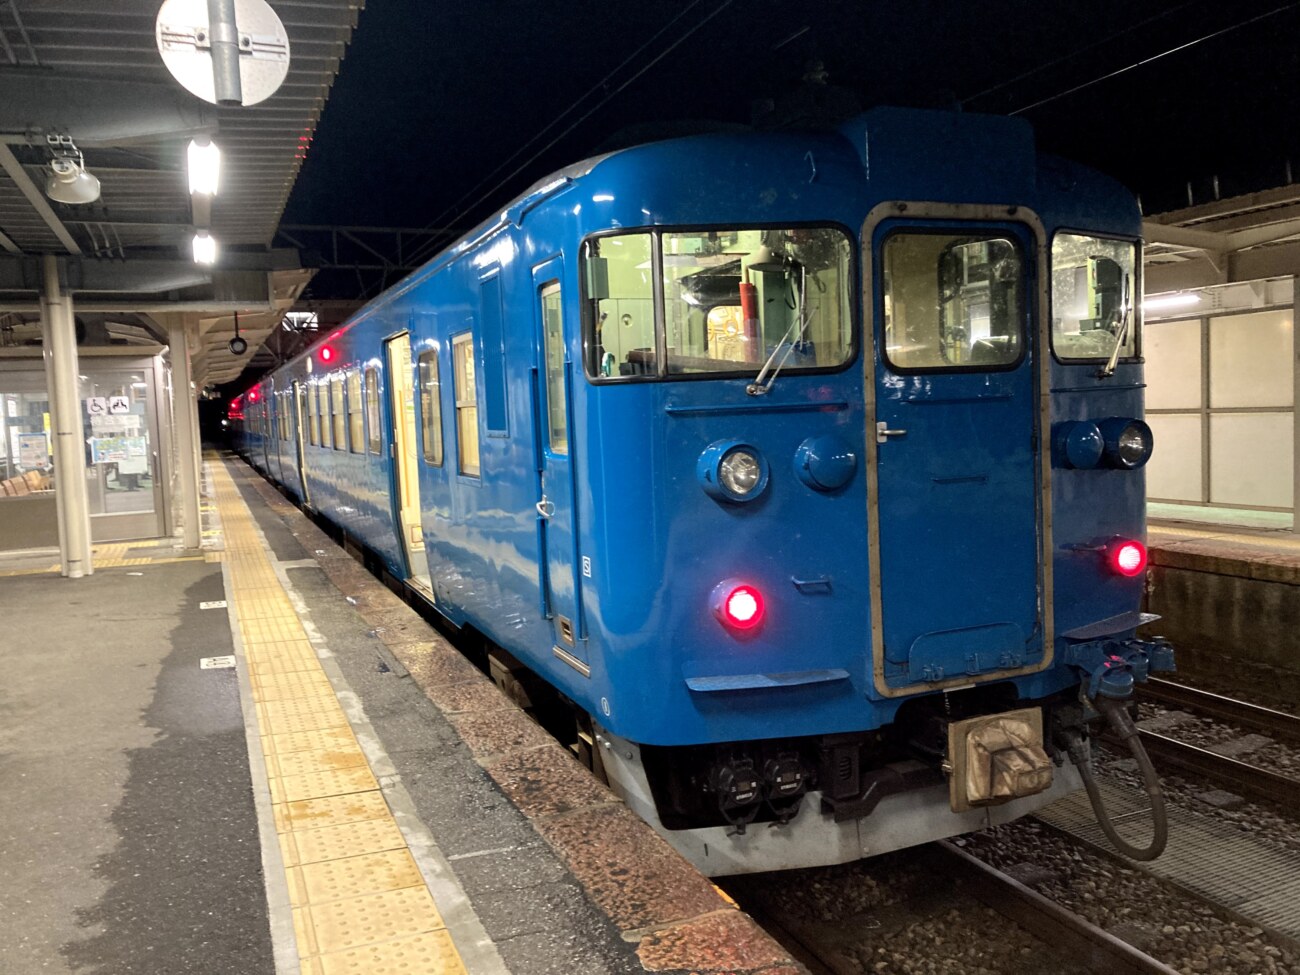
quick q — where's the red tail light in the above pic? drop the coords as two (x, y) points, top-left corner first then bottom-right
(319, 346), (335, 363)
(712, 580), (765, 631)
(1109, 539), (1147, 577)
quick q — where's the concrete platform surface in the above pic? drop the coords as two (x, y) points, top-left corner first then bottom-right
(0, 453), (800, 975)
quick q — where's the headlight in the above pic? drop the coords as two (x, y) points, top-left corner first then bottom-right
(719, 450), (761, 495)
(1098, 417), (1153, 470)
(697, 440), (770, 503)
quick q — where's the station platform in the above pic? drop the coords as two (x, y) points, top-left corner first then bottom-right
(1146, 522), (1300, 699)
(0, 453), (799, 975)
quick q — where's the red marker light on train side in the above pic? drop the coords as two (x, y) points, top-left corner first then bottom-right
(712, 580), (765, 631)
(1109, 539), (1147, 577)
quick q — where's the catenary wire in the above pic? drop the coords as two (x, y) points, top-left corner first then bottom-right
(960, 0), (1200, 107)
(1010, 1), (1299, 115)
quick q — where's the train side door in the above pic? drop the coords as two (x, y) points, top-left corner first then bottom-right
(384, 332), (434, 595)
(292, 380), (311, 505)
(867, 211), (1047, 695)
(532, 259), (586, 668)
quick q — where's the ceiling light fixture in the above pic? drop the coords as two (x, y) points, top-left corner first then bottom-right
(187, 139), (221, 195)
(44, 135), (101, 205)
(192, 231), (217, 265)
(1143, 292), (1201, 311)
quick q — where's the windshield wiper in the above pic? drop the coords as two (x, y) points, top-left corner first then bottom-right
(746, 264), (814, 396)
(1095, 276), (1133, 379)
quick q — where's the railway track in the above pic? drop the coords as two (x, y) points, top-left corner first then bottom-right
(1139, 677), (1300, 745)
(1128, 678), (1300, 808)
(729, 843), (1178, 975)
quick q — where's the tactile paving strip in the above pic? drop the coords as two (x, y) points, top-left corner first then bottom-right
(209, 458), (468, 973)
(1038, 780), (1300, 937)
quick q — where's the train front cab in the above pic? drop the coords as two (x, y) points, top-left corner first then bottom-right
(580, 173), (1167, 874)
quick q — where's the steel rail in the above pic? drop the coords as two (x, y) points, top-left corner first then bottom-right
(933, 842), (1180, 975)
(1136, 729), (1300, 807)
(1139, 677), (1300, 745)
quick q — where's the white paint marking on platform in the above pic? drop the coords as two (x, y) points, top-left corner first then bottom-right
(199, 600), (229, 610)
(200, 655), (236, 669)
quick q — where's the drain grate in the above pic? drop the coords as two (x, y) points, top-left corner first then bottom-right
(1039, 782), (1300, 938)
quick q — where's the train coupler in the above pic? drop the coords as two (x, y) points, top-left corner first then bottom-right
(1063, 636), (1175, 703)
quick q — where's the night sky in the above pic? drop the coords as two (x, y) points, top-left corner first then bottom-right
(282, 0), (1298, 295)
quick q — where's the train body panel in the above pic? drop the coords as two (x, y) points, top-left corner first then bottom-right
(232, 105), (1171, 873)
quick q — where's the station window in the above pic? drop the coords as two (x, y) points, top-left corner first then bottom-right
(452, 333), (479, 476)
(1051, 233), (1139, 362)
(346, 370), (364, 453)
(307, 382), (318, 446)
(364, 367), (381, 455)
(882, 231), (1025, 371)
(418, 349), (444, 466)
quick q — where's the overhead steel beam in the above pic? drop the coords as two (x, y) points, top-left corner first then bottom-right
(0, 225), (19, 254)
(1145, 239), (1300, 293)
(0, 142), (81, 253)
(0, 69), (217, 144)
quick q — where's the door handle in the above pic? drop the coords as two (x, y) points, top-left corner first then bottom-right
(536, 496), (554, 519)
(876, 421), (908, 444)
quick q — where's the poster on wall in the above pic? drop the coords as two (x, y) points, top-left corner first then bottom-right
(18, 432), (48, 470)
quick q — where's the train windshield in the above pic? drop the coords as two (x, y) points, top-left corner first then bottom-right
(583, 227), (853, 380)
(1051, 233), (1139, 361)
(882, 232), (1026, 370)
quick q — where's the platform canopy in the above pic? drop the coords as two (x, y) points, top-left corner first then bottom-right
(0, 0), (363, 386)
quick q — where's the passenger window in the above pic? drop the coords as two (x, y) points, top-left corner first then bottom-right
(882, 232), (1024, 371)
(583, 233), (655, 378)
(1051, 233), (1138, 361)
(364, 367), (381, 455)
(346, 371), (364, 453)
(330, 375), (346, 450)
(418, 350), (444, 466)
(452, 333), (479, 476)
(307, 383), (318, 446)
(317, 382), (331, 448)
(540, 282), (567, 454)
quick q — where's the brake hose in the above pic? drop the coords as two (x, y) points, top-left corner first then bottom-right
(1066, 697), (1168, 861)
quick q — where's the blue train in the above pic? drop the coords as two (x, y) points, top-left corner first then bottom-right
(234, 106), (1175, 875)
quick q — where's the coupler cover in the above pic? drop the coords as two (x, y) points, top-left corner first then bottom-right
(946, 707), (1053, 813)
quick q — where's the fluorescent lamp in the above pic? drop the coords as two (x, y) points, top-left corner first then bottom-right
(187, 139), (221, 196)
(192, 231), (217, 265)
(1143, 293), (1201, 311)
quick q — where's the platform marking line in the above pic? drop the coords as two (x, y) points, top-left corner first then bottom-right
(208, 459), (480, 975)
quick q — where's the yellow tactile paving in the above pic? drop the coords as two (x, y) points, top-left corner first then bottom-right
(274, 790), (392, 832)
(287, 848), (425, 905)
(302, 929), (468, 975)
(293, 886), (446, 955)
(208, 458), (466, 973)
(280, 818), (409, 868)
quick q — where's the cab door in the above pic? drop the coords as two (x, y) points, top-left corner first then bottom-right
(867, 209), (1048, 695)
(532, 259), (586, 668)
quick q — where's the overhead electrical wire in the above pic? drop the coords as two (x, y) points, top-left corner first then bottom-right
(1009, 1), (1299, 115)
(960, 0), (1201, 108)
(398, 0), (735, 277)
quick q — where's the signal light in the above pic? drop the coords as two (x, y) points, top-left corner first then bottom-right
(711, 579), (765, 631)
(319, 346), (335, 363)
(1109, 539), (1147, 577)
